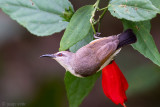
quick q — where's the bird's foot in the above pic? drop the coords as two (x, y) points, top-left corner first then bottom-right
(94, 32), (101, 39)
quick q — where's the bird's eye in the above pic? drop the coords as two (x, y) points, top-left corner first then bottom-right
(57, 53), (63, 56)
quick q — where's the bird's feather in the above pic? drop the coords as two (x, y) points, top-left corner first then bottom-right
(73, 36), (119, 77)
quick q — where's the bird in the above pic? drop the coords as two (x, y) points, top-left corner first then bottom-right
(41, 29), (137, 77)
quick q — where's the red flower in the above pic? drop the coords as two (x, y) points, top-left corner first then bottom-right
(102, 61), (128, 107)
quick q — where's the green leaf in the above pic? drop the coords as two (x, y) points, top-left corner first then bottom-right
(108, 0), (159, 21)
(126, 64), (160, 96)
(0, 0), (74, 36)
(69, 28), (93, 52)
(150, 0), (160, 12)
(122, 20), (160, 66)
(65, 71), (101, 107)
(59, 5), (94, 51)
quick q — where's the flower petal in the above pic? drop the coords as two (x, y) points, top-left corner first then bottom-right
(102, 61), (128, 106)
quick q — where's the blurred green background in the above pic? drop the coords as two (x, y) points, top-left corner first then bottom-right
(0, 0), (160, 107)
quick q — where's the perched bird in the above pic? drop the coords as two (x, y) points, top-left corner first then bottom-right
(41, 29), (137, 77)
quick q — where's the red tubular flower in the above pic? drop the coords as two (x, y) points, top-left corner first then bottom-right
(102, 61), (128, 107)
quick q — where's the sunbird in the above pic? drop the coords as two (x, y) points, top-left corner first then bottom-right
(41, 29), (137, 77)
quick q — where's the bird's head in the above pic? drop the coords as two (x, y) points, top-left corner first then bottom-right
(40, 51), (74, 71)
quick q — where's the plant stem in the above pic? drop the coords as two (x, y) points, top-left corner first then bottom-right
(98, 22), (101, 32)
(91, 22), (96, 34)
(90, 0), (109, 34)
(94, 6), (108, 25)
(97, 6), (108, 11)
(90, 0), (100, 34)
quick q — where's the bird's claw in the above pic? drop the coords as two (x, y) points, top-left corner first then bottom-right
(94, 32), (101, 39)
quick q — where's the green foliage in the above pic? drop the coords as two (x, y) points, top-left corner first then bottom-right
(108, 0), (159, 21)
(150, 0), (160, 11)
(63, 7), (74, 22)
(0, 0), (73, 36)
(59, 5), (94, 51)
(123, 20), (160, 66)
(69, 28), (93, 52)
(65, 71), (101, 107)
(0, 0), (160, 107)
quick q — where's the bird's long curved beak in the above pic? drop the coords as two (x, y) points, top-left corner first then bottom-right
(40, 54), (56, 58)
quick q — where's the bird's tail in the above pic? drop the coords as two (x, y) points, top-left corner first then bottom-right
(117, 29), (137, 49)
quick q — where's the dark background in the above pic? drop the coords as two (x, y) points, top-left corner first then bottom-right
(0, 0), (160, 107)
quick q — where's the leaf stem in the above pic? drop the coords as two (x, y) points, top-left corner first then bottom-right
(90, 0), (109, 34)
(98, 22), (101, 32)
(94, 6), (108, 25)
(90, 0), (100, 34)
(97, 6), (108, 11)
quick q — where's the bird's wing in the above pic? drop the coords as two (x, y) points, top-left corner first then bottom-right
(96, 41), (118, 67)
(89, 36), (114, 46)
(74, 36), (119, 74)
